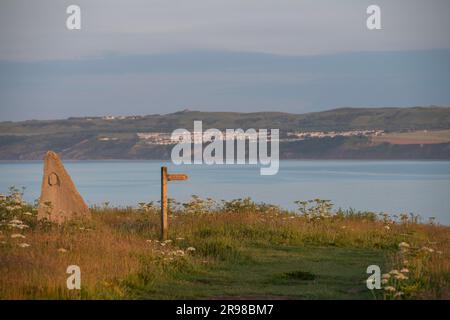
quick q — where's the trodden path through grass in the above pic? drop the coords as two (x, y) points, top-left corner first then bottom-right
(134, 245), (386, 300)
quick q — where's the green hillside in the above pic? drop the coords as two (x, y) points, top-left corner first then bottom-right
(1, 106), (449, 136)
(0, 106), (449, 160)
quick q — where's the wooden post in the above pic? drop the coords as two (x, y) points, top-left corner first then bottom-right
(160, 166), (188, 241)
(161, 166), (168, 241)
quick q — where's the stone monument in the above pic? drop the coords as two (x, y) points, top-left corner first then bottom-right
(37, 151), (91, 223)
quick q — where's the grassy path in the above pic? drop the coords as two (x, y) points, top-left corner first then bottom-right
(135, 245), (386, 299)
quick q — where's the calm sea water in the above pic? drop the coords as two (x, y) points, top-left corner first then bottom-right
(1, 160), (449, 224)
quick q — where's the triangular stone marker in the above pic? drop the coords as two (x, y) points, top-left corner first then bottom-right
(38, 151), (91, 223)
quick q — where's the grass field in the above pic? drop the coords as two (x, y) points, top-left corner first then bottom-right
(372, 130), (450, 145)
(1, 190), (449, 300)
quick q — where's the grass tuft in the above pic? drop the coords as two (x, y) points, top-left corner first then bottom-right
(283, 271), (316, 281)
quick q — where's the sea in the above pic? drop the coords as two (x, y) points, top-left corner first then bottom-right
(1, 160), (449, 224)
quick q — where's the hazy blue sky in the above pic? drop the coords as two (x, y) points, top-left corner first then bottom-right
(1, 0), (450, 120)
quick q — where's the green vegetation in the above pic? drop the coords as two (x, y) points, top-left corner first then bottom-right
(2, 106), (450, 136)
(1, 190), (449, 300)
(1, 107), (450, 160)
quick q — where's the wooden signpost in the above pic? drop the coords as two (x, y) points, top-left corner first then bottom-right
(161, 166), (188, 241)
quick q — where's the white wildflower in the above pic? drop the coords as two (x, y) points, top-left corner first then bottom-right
(398, 242), (410, 249)
(389, 269), (400, 276)
(186, 247), (196, 252)
(11, 234), (26, 239)
(18, 243), (30, 248)
(400, 268), (409, 273)
(175, 250), (185, 256)
(381, 273), (391, 279)
(395, 273), (408, 281)
(9, 223), (29, 229)
(384, 286), (396, 292)
(57, 248), (68, 253)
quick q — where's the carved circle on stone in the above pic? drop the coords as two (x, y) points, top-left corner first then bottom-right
(48, 172), (60, 187)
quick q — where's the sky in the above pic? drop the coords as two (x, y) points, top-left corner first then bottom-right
(0, 0), (450, 121)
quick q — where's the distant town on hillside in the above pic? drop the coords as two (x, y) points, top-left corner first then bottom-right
(0, 106), (449, 160)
